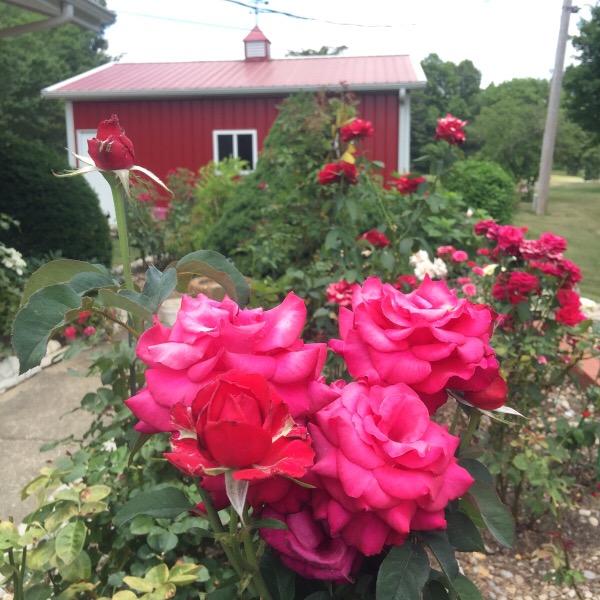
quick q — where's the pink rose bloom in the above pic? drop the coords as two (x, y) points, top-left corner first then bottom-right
(471, 266), (485, 277)
(261, 503), (360, 583)
(326, 280), (355, 308)
(495, 225), (526, 256)
(309, 381), (474, 556)
(436, 245), (455, 258)
(476, 247), (490, 256)
(64, 326), (77, 340)
(329, 276), (501, 412)
(474, 220), (499, 240)
(462, 283), (477, 297)
(434, 114), (467, 146)
(83, 326), (96, 337)
(126, 293), (327, 433)
(451, 250), (469, 263)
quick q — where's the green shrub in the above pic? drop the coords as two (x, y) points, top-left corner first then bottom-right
(0, 134), (111, 265)
(443, 158), (516, 224)
(582, 146), (600, 181)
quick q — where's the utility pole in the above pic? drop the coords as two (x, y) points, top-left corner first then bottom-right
(535, 0), (579, 216)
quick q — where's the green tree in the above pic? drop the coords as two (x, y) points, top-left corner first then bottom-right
(564, 4), (600, 139)
(0, 4), (111, 152)
(472, 78), (586, 190)
(286, 45), (348, 56)
(410, 53), (482, 161)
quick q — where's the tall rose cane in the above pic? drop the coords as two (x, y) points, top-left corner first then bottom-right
(55, 114), (171, 292)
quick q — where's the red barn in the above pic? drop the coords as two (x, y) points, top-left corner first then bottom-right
(43, 27), (426, 221)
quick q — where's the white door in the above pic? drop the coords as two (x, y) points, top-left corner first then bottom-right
(76, 130), (116, 224)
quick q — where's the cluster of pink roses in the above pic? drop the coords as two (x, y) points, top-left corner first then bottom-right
(473, 220), (586, 326)
(63, 310), (96, 340)
(127, 274), (507, 582)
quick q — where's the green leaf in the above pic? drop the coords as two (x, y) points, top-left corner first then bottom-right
(57, 550), (92, 582)
(175, 250), (250, 307)
(112, 592), (138, 600)
(424, 531), (459, 580)
(98, 288), (154, 323)
(423, 580), (451, 600)
(124, 575), (154, 593)
(380, 250), (396, 271)
(113, 487), (194, 527)
(260, 552), (296, 600)
(128, 431), (153, 465)
(451, 573), (484, 599)
(515, 301), (532, 323)
(376, 541), (430, 600)
(207, 583), (238, 599)
(147, 531), (178, 553)
(465, 481), (515, 547)
(398, 236), (414, 255)
(458, 459), (493, 486)
(12, 284), (82, 373)
(24, 583), (54, 600)
(80, 485), (111, 503)
(55, 520), (86, 566)
(145, 563), (169, 586)
(20, 259), (105, 306)
(168, 563), (204, 585)
(445, 511), (485, 552)
(251, 518), (288, 531)
(143, 266), (177, 310)
(44, 502), (79, 533)
(28, 539), (56, 571)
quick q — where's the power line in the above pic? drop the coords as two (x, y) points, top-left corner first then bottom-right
(221, 0), (394, 28)
(116, 10), (250, 31)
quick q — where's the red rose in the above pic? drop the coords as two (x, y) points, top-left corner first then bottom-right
(492, 272), (539, 305)
(77, 310), (91, 325)
(87, 114), (135, 170)
(557, 289), (581, 307)
(556, 305), (586, 326)
(474, 219), (499, 240)
(64, 326), (77, 340)
(435, 114), (467, 146)
(339, 118), (374, 142)
(464, 374), (508, 410)
(356, 228), (390, 248)
(393, 274), (418, 291)
(318, 161), (358, 185)
(495, 225), (526, 256)
(165, 370), (314, 482)
(394, 173), (426, 195)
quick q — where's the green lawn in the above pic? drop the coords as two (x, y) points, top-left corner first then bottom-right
(513, 181), (600, 301)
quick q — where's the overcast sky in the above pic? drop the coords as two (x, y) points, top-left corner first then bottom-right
(102, 0), (590, 88)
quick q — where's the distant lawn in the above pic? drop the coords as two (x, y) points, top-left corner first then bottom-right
(513, 181), (600, 301)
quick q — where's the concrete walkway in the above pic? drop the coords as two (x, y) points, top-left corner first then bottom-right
(0, 347), (103, 523)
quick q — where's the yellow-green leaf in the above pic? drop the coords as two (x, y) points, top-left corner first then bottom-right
(112, 592), (138, 600)
(57, 550), (92, 582)
(55, 520), (87, 565)
(28, 539), (56, 571)
(124, 576), (154, 593)
(145, 564), (169, 586)
(80, 485), (112, 503)
(45, 502), (79, 533)
(168, 563), (203, 585)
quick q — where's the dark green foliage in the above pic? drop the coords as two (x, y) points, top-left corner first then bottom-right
(564, 5), (600, 140)
(0, 134), (112, 266)
(410, 53), (482, 160)
(205, 93), (383, 278)
(0, 4), (111, 153)
(582, 146), (600, 180)
(443, 159), (516, 224)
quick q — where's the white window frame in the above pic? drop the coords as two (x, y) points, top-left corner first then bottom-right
(212, 129), (258, 172)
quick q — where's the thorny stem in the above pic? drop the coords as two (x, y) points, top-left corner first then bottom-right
(459, 410), (482, 452)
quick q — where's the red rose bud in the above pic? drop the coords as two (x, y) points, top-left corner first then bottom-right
(87, 114), (135, 170)
(464, 374), (508, 410)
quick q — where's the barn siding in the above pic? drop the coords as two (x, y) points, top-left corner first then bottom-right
(72, 91), (399, 183)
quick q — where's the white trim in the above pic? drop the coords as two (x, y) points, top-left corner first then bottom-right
(42, 81), (427, 101)
(212, 129), (258, 171)
(42, 62), (114, 95)
(398, 88), (411, 174)
(65, 101), (76, 168)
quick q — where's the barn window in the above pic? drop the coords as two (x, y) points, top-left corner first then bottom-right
(213, 130), (258, 170)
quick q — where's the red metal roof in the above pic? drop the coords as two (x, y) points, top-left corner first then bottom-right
(43, 55), (426, 100)
(243, 26), (270, 43)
